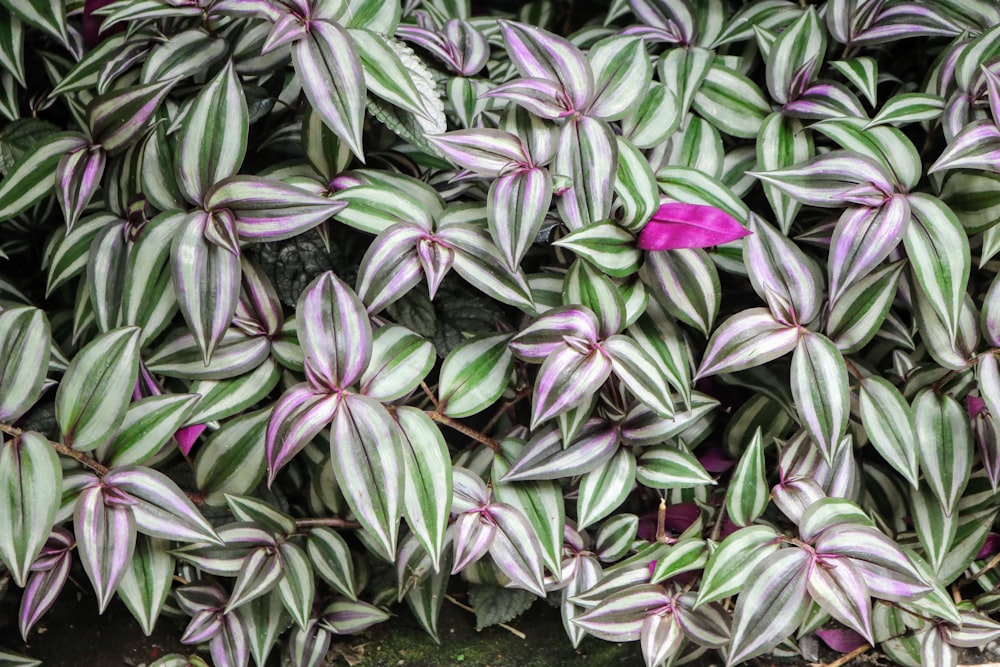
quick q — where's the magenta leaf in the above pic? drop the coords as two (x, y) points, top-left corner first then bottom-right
(637, 203), (751, 251)
(816, 628), (867, 653)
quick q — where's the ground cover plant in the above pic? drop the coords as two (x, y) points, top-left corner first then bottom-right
(3, 0), (1000, 665)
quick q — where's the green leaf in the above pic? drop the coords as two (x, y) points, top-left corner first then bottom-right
(790, 332), (849, 462)
(468, 584), (535, 631)
(693, 64), (770, 139)
(184, 358), (280, 425)
(613, 136), (659, 232)
(277, 541), (315, 630)
(553, 116), (618, 230)
(696, 525), (780, 607)
(117, 536), (173, 636)
(396, 407), (452, 572)
(914, 389), (973, 517)
(554, 221), (640, 278)
(0, 13), (25, 87)
(826, 260), (905, 354)
(0, 431), (61, 586)
(620, 83), (680, 149)
(640, 248), (720, 337)
(756, 112), (812, 233)
(636, 444), (714, 489)
(587, 35), (652, 120)
(765, 6), (825, 104)
(0, 132), (87, 222)
(858, 376), (920, 489)
(438, 333), (513, 418)
(830, 58), (878, 106)
(87, 80), (176, 155)
(359, 325), (435, 402)
(0, 0), (67, 47)
(577, 448), (636, 529)
(725, 428), (768, 527)
(175, 60), (247, 206)
(55, 327), (140, 452)
(867, 93), (945, 128)
(307, 527), (357, 600)
(101, 394), (200, 467)
(292, 20), (366, 159)
(0, 306), (50, 422)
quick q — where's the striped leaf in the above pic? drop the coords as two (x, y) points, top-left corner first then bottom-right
(241, 592), (286, 667)
(941, 171), (1000, 235)
(667, 116), (723, 178)
(18, 530), (71, 640)
(636, 444), (714, 489)
(501, 421), (618, 482)
(292, 20), (366, 158)
(170, 212), (242, 364)
(693, 64), (770, 139)
(766, 7), (825, 104)
(725, 428), (768, 527)
(194, 409), (269, 506)
(74, 485), (137, 613)
(727, 548), (812, 666)
(482, 77), (570, 120)
(122, 210), (183, 345)
(276, 542), (314, 629)
(498, 20), (593, 111)
(227, 545), (284, 612)
(117, 536), (173, 636)
(297, 271), (372, 391)
(911, 486), (956, 575)
(656, 166), (749, 224)
(329, 394), (403, 560)
(791, 333), (849, 463)
(561, 554), (602, 648)
(307, 527), (357, 600)
(0, 0), (67, 47)
(439, 333), (513, 418)
(55, 326), (140, 452)
(614, 136), (659, 232)
(395, 407), (452, 571)
(175, 60), (247, 206)
(696, 308), (800, 379)
(511, 306), (599, 361)
(437, 223), (535, 311)
(226, 496), (294, 537)
(930, 120), (1000, 174)
(659, 47), (713, 119)
(105, 466), (220, 545)
(146, 329), (269, 380)
(531, 345), (612, 428)
(913, 389), (972, 517)
(829, 196), (910, 303)
(828, 261), (904, 353)
(563, 255), (625, 329)
(87, 79), (175, 155)
(573, 583), (670, 642)
(640, 248), (719, 336)
(867, 93), (945, 128)
(140, 28), (227, 84)
(351, 29), (444, 131)
(806, 554), (873, 644)
(488, 166), (552, 270)
(814, 525), (930, 602)
(937, 509), (997, 585)
(830, 58), (878, 106)
(492, 446), (565, 575)
(427, 129), (528, 176)
(0, 306), (50, 422)
(0, 132), (87, 222)
(206, 176), (346, 243)
(0, 12), (25, 86)
(903, 193), (969, 340)
(756, 112), (813, 233)
(354, 224), (423, 313)
(101, 394), (199, 467)
(577, 447), (636, 529)
(626, 302), (691, 407)
(750, 151), (894, 208)
(649, 538), (708, 584)
(745, 215), (824, 326)
(321, 598), (390, 635)
(594, 514), (638, 562)
(359, 325), (435, 402)
(554, 221), (640, 278)
(696, 525), (781, 607)
(587, 35), (651, 120)
(488, 503), (547, 596)
(603, 334), (673, 418)
(811, 118), (921, 191)
(185, 358), (280, 425)
(265, 385), (340, 484)
(858, 376), (919, 488)
(45, 213), (111, 296)
(55, 144), (105, 231)
(86, 219), (128, 332)
(0, 432), (61, 586)
(554, 116), (617, 230)
(620, 83), (680, 149)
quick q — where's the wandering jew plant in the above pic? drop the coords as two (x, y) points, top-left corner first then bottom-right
(5, 0), (1000, 666)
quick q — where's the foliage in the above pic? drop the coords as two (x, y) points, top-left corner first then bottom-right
(2, 1), (1000, 666)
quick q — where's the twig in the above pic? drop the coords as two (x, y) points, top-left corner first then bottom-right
(445, 594), (527, 639)
(295, 517), (360, 530)
(813, 643), (871, 667)
(1, 421), (110, 476)
(967, 549), (1000, 583)
(480, 387), (531, 434)
(428, 412), (501, 452)
(420, 381), (441, 411)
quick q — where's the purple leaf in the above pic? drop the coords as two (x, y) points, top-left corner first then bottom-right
(807, 555), (874, 645)
(510, 306), (600, 361)
(814, 525), (931, 601)
(451, 511), (496, 573)
(483, 78), (572, 119)
(828, 197), (910, 303)
(816, 628), (867, 653)
(573, 583), (671, 642)
(18, 535), (71, 639)
(488, 166), (553, 270)
(641, 613), (683, 667)
(173, 423), (206, 456)
(696, 308), (800, 379)
(637, 203), (751, 250)
(501, 419), (619, 481)
(355, 223), (425, 313)
(531, 345), (613, 428)
(428, 129), (530, 176)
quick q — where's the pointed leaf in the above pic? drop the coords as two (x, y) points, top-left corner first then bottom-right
(914, 389), (973, 517)
(297, 271), (372, 391)
(439, 333), (513, 418)
(791, 333), (849, 462)
(858, 376), (919, 488)
(0, 307), (50, 422)
(74, 485), (137, 613)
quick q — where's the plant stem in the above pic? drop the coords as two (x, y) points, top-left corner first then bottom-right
(427, 411), (501, 452)
(295, 517), (360, 530)
(0, 421), (110, 476)
(420, 380), (441, 411)
(814, 643), (870, 667)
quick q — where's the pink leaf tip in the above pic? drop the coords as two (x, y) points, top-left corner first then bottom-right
(174, 424), (207, 456)
(637, 203), (751, 251)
